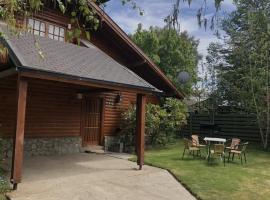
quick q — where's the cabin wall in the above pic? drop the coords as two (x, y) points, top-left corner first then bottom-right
(25, 79), (82, 138)
(102, 92), (159, 137)
(0, 77), (83, 157)
(0, 78), (82, 138)
(0, 76), (17, 137)
(0, 76), (160, 157)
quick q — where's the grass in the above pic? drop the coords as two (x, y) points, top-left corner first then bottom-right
(142, 140), (270, 200)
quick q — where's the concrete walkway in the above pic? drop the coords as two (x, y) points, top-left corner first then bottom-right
(8, 153), (196, 200)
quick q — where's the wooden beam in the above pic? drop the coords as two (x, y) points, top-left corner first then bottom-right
(136, 94), (146, 170)
(20, 69), (154, 95)
(99, 97), (106, 145)
(11, 77), (28, 189)
(0, 68), (17, 79)
(129, 60), (147, 68)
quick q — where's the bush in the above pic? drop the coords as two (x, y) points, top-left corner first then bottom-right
(119, 98), (187, 148)
(0, 167), (9, 200)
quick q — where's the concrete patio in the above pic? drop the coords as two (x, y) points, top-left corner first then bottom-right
(8, 153), (195, 200)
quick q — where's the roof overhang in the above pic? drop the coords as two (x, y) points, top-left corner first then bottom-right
(0, 26), (161, 95)
(88, 2), (185, 99)
(16, 67), (158, 94)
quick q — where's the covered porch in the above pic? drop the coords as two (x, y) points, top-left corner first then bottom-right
(1, 71), (146, 189)
(0, 32), (158, 189)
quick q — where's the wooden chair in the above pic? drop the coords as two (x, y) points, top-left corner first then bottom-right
(182, 138), (201, 159)
(226, 138), (241, 151)
(191, 134), (206, 148)
(209, 144), (226, 166)
(227, 142), (249, 164)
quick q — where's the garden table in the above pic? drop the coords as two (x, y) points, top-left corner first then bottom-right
(204, 137), (226, 162)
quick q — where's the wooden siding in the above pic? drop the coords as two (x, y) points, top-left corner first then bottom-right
(101, 92), (159, 137)
(0, 77), (82, 138)
(0, 76), (159, 140)
(25, 79), (82, 137)
(0, 76), (17, 137)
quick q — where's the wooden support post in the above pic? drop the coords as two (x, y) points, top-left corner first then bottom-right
(11, 78), (28, 190)
(99, 97), (106, 145)
(136, 94), (146, 170)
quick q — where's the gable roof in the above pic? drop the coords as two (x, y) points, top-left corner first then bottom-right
(1, 30), (159, 93)
(88, 2), (185, 99)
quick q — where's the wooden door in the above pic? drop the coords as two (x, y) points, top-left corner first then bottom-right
(81, 97), (102, 146)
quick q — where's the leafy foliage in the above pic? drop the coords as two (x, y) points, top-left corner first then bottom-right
(0, 143), (9, 199)
(120, 98), (187, 147)
(132, 25), (200, 95)
(205, 0), (270, 148)
(165, 0), (229, 35)
(0, 0), (142, 42)
(0, 175), (9, 198)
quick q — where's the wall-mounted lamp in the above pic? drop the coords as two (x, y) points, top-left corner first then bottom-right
(76, 93), (83, 100)
(115, 93), (122, 104)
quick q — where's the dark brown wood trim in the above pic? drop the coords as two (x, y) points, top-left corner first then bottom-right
(0, 68), (17, 79)
(19, 69), (155, 95)
(129, 60), (147, 68)
(99, 97), (106, 145)
(33, 9), (70, 28)
(136, 94), (146, 170)
(11, 77), (28, 188)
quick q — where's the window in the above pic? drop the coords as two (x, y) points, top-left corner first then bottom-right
(27, 18), (65, 42)
(48, 24), (65, 42)
(28, 18), (46, 37)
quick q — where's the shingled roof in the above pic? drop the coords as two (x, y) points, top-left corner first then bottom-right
(1, 31), (159, 92)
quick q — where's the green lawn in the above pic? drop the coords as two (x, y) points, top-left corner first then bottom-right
(143, 140), (270, 200)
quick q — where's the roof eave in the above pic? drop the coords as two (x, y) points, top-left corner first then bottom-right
(16, 66), (162, 94)
(88, 2), (185, 99)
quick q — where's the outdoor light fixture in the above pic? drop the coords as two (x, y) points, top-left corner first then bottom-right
(76, 93), (83, 100)
(115, 93), (122, 104)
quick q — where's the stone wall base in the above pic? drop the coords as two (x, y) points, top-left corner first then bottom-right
(0, 137), (82, 158)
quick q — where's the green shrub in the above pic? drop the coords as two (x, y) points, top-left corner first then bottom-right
(119, 98), (187, 148)
(0, 169), (9, 200)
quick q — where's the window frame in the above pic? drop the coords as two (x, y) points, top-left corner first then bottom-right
(27, 18), (66, 42)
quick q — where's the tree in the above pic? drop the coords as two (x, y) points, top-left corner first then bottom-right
(132, 25), (200, 95)
(167, 0), (233, 34)
(205, 0), (270, 149)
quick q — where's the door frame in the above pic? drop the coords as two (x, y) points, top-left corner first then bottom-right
(80, 95), (105, 146)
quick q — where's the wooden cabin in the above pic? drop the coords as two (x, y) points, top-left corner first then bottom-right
(0, 2), (183, 188)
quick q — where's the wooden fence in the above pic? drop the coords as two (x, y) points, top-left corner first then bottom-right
(181, 113), (262, 142)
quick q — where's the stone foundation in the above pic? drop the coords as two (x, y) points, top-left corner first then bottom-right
(0, 137), (82, 158)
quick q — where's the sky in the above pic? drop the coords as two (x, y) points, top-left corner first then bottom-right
(104, 0), (236, 59)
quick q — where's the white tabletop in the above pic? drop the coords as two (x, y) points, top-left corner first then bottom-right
(204, 137), (226, 143)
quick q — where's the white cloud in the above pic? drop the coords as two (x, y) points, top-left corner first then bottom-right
(105, 0), (233, 59)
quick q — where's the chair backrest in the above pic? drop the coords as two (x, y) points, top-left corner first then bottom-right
(240, 142), (249, 152)
(191, 135), (199, 146)
(214, 144), (225, 154)
(183, 138), (191, 149)
(230, 138), (241, 149)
